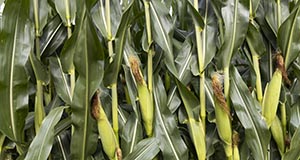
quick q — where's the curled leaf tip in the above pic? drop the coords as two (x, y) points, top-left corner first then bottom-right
(275, 53), (291, 85)
(91, 90), (100, 120)
(211, 72), (231, 117)
(129, 55), (145, 85)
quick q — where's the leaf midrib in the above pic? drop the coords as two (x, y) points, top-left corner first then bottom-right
(284, 7), (300, 68)
(149, 2), (172, 54)
(154, 93), (180, 160)
(37, 109), (61, 159)
(227, 0), (238, 67)
(9, 13), (20, 140)
(232, 80), (264, 159)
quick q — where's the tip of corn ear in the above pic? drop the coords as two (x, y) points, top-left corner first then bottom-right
(232, 131), (239, 146)
(211, 72), (230, 117)
(275, 53), (291, 85)
(128, 55), (145, 85)
(92, 90), (101, 120)
(116, 147), (122, 160)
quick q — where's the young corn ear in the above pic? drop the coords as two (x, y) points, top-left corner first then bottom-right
(262, 69), (282, 128)
(92, 90), (120, 160)
(212, 72), (232, 157)
(271, 116), (285, 155)
(129, 55), (153, 136)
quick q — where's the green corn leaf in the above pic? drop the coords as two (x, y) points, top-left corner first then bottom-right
(264, 0), (290, 36)
(25, 106), (66, 160)
(0, 132), (5, 153)
(49, 55), (72, 105)
(91, 0), (122, 39)
(29, 51), (50, 85)
(282, 127), (300, 160)
(230, 67), (271, 160)
(153, 75), (188, 160)
(103, 0), (134, 86)
(121, 114), (143, 157)
(149, 0), (178, 77)
(186, 0), (204, 29)
(0, 0), (32, 142)
(70, 2), (104, 159)
(123, 138), (160, 160)
(218, 0), (249, 68)
(54, 0), (76, 26)
(33, 0), (50, 36)
(40, 16), (67, 57)
(250, 0), (261, 17)
(59, 28), (76, 73)
(176, 79), (206, 160)
(278, 2), (300, 68)
(167, 40), (193, 113)
(246, 21), (266, 57)
(187, 0), (217, 70)
(91, 1), (108, 38)
(290, 103), (300, 134)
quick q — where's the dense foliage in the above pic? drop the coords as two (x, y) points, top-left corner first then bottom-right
(1, 0), (300, 159)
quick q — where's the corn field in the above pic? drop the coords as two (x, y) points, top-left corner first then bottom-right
(1, 0), (300, 159)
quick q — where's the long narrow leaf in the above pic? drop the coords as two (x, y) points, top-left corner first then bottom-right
(153, 75), (188, 160)
(0, 0), (32, 142)
(54, 0), (76, 26)
(70, 2), (104, 159)
(123, 138), (160, 160)
(176, 80), (206, 160)
(290, 103), (300, 133)
(230, 67), (271, 160)
(103, 0), (134, 86)
(150, 0), (178, 77)
(278, 2), (300, 68)
(40, 16), (67, 57)
(218, 0), (249, 68)
(49, 55), (72, 104)
(167, 40), (193, 113)
(25, 107), (66, 160)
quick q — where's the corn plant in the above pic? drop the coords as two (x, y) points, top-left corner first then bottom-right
(1, 0), (300, 160)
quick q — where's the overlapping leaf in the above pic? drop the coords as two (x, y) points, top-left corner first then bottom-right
(49, 55), (72, 105)
(218, 0), (249, 68)
(54, 0), (76, 26)
(103, 0), (134, 86)
(25, 106), (66, 160)
(176, 79), (206, 160)
(230, 67), (270, 160)
(40, 16), (67, 57)
(278, 2), (300, 68)
(153, 75), (188, 160)
(149, 0), (178, 77)
(123, 138), (160, 160)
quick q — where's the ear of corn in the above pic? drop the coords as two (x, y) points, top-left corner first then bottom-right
(137, 82), (153, 136)
(271, 116), (285, 155)
(129, 55), (153, 137)
(212, 72), (232, 157)
(262, 69), (282, 128)
(92, 91), (119, 160)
